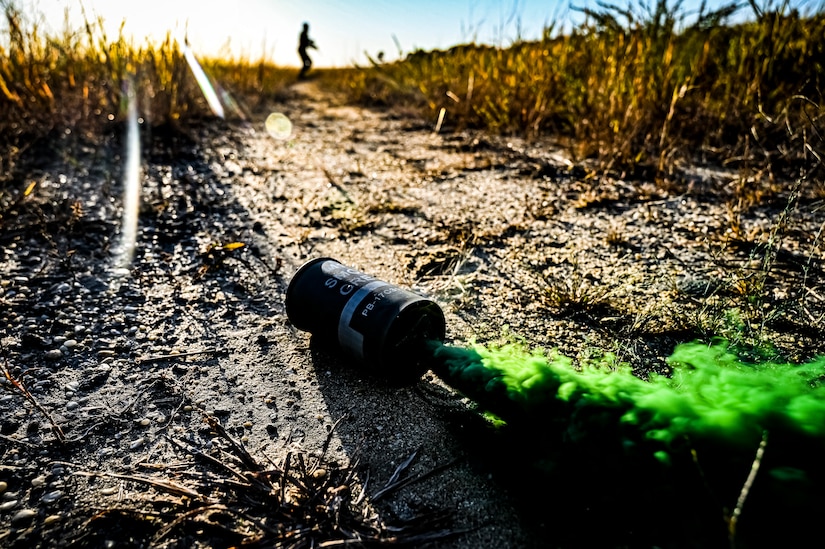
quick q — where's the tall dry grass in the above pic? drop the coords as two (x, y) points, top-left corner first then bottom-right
(336, 0), (824, 178)
(1, 0), (822, 182)
(0, 1), (291, 180)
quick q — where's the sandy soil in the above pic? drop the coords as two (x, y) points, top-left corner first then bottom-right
(1, 80), (824, 548)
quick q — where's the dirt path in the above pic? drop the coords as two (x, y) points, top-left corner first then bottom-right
(1, 79), (824, 547)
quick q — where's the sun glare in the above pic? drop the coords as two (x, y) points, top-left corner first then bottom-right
(183, 44), (225, 118)
(111, 77), (142, 277)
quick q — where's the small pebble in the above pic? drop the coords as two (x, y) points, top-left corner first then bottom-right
(41, 490), (63, 504)
(74, 325), (86, 335)
(129, 437), (145, 450)
(44, 514), (63, 525)
(11, 509), (36, 524)
(46, 349), (63, 360)
(63, 339), (78, 349)
(0, 499), (18, 511)
(54, 282), (72, 294)
(138, 418), (151, 427)
(0, 481), (7, 494)
(31, 475), (47, 488)
(100, 487), (118, 496)
(32, 380), (51, 391)
(66, 401), (79, 411)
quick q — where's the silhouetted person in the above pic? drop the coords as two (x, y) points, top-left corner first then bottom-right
(298, 23), (317, 79)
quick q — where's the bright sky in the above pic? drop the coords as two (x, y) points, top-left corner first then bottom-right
(17, 0), (796, 67)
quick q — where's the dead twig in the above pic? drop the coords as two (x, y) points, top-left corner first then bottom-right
(805, 285), (824, 303)
(113, 378), (163, 416)
(320, 165), (353, 202)
(136, 348), (226, 364)
(372, 451), (461, 502)
(73, 470), (217, 503)
(0, 347), (65, 442)
(151, 502), (279, 545)
(159, 392), (189, 431)
(0, 433), (37, 448)
(313, 414), (348, 472)
(728, 430), (768, 547)
(166, 436), (252, 486)
(205, 413), (262, 472)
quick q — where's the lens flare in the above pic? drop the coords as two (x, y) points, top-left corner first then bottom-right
(265, 112), (293, 140)
(111, 76), (141, 276)
(183, 44), (224, 119)
(217, 82), (245, 120)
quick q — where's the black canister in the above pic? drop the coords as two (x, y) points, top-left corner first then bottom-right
(285, 257), (446, 382)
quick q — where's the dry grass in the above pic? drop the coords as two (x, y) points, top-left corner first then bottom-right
(330, 0), (824, 180)
(3, 1), (822, 183)
(0, 1), (293, 182)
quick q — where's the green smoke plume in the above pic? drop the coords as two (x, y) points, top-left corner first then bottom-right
(431, 340), (825, 547)
(432, 340), (825, 454)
